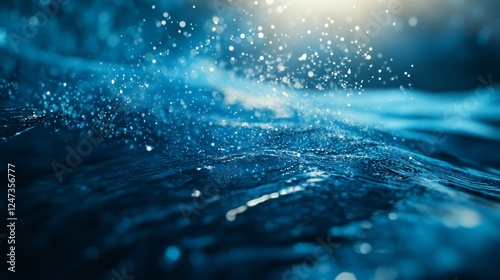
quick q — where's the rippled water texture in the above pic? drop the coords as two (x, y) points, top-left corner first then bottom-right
(1, 1), (500, 280)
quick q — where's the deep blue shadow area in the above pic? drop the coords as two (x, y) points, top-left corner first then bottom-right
(1, 1), (500, 280)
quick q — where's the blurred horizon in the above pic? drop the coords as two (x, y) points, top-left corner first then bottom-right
(1, 1), (500, 280)
(1, 0), (499, 92)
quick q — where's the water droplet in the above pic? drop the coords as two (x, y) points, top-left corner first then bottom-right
(164, 246), (181, 262)
(409, 17), (418, 27)
(335, 272), (357, 280)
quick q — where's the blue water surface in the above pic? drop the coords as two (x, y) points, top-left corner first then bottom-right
(1, 1), (500, 280)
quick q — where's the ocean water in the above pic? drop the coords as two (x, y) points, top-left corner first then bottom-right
(2, 57), (500, 280)
(1, 1), (500, 280)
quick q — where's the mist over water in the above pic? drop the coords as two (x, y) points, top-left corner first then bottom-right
(1, 0), (500, 280)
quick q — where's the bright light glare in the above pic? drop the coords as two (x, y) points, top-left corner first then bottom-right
(274, 0), (380, 18)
